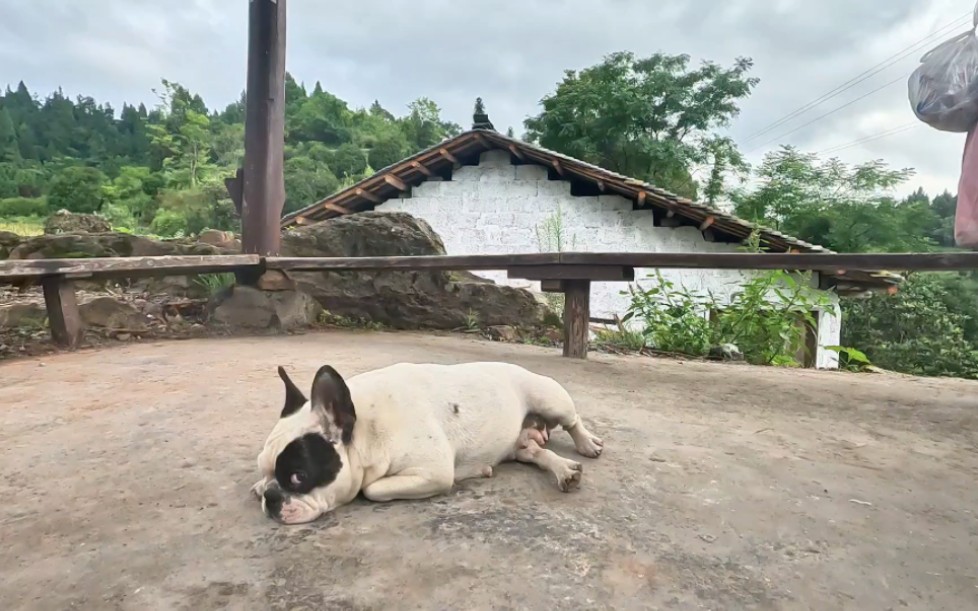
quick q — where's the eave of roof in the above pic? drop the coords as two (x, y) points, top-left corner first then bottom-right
(280, 129), (902, 292)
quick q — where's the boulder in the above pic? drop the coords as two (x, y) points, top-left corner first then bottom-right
(280, 211), (548, 329)
(198, 229), (241, 250)
(7, 232), (233, 260)
(79, 298), (152, 332)
(0, 303), (47, 329)
(209, 285), (322, 330)
(44, 211), (112, 235)
(0, 231), (20, 259)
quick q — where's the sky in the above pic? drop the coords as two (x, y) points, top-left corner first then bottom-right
(0, 0), (974, 199)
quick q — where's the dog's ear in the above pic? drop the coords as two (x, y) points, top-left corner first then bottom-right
(278, 366), (308, 418)
(310, 365), (356, 444)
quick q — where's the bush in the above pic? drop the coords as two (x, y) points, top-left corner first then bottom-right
(842, 272), (978, 379)
(48, 166), (107, 213)
(622, 269), (833, 366)
(0, 196), (47, 217)
(150, 208), (190, 237)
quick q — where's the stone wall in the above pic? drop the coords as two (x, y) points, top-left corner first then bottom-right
(380, 149), (841, 369)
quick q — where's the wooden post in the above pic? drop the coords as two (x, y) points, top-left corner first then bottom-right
(239, 0), (287, 284)
(562, 280), (591, 359)
(41, 277), (82, 349)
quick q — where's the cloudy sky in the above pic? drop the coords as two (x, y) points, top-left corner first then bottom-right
(1, 0), (974, 198)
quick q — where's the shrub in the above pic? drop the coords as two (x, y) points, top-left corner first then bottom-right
(622, 269), (833, 366)
(0, 196), (47, 217)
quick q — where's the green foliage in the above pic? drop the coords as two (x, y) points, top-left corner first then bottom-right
(48, 166), (106, 213)
(823, 345), (872, 372)
(524, 50), (758, 199)
(0, 196), (47, 217)
(841, 273), (978, 379)
(535, 205), (577, 315)
(0, 77), (462, 237)
(194, 273), (235, 295)
(622, 268), (831, 366)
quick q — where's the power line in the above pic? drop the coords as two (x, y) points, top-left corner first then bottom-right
(741, 12), (972, 145)
(747, 74), (907, 152)
(814, 122), (920, 156)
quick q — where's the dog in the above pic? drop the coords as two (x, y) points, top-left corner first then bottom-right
(251, 361), (604, 524)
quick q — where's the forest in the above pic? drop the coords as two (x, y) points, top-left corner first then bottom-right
(0, 50), (975, 379)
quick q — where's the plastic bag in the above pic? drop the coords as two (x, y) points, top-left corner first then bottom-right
(956, 124), (978, 248)
(908, 13), (978, 133)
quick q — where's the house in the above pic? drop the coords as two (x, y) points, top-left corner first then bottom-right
(282, 110), (900, 369)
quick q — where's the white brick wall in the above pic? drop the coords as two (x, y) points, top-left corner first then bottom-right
(381, 149), (841, 369)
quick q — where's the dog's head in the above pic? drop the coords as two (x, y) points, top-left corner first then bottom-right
(253, 365), (359, 524)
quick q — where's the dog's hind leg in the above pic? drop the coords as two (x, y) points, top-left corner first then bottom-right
(362, 465), (455, 502)
(527, 379), (604, 459)
(515, 439), (583, 492)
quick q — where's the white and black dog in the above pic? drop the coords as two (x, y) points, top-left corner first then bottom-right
(251, 361), (604, 524)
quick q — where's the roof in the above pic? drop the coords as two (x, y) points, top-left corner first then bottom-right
(280, 129), (901, 293)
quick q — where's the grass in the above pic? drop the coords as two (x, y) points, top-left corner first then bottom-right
(0, 216), (45, 236)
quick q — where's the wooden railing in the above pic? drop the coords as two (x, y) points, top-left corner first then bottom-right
(3, 251), (978, 359)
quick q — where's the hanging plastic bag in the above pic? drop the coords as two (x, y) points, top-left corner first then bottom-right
(955, 124), (978, 248)
(908, 8), (978, 133)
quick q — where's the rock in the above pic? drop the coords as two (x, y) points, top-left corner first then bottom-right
(44, 211), (112, 235)
(487, 325), (519, 342)
(256, 269), (296, 291)
(708, 343), (744, 361)
(0, 303), (47, 329)
(209, 285), (322, 331)
(197, 229), (234, 246)
(281, 211), (548, 329)
(79, 298), (150, 332)
(7, 232), (232, 260)
(0, 231), (21, 259)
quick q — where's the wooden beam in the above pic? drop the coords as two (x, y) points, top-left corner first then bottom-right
(241, 0), (287, 262)
(411, 161), (433, 177)
(556, 251), (978, 272)
(294, 216), (309, 225)
(636, 191), (646, 206)
(595, 180), (605, 193)
(699, 216), (715, 231)
(323, 202), (351, 215)
(384, 175), (408, 191)
(552, 159), (564, 176)
(562, 280), (591, 359)
(540, 279), (564, 293)
(508, 144), (525, 161)
(267, 253), (561, 272)
(508, 265), (635, 282)
(42, 277), (82, 349)
(474, 133), (491, 148)
(355, 188), (383, 204)
(439, 148), (459, 164)
(0, 255), (262, 283)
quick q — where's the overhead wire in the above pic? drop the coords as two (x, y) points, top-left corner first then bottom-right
(741, 11), (973, 147)
(814, 122), (920, 156)
(746, 74), (907, 153)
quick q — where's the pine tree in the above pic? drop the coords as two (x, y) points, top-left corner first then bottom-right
(0, 107), (19, 162)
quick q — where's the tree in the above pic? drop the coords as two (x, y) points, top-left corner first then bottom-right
(47, 166), (107, 213)
(0, 108), (18, 162)
(730, 147), (925, 252)
(523, 51), (759, 199)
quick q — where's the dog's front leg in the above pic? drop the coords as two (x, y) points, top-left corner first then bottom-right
(362, 467), (454, 502)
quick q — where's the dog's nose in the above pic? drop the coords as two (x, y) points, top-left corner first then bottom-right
(263, 487), (284, 514)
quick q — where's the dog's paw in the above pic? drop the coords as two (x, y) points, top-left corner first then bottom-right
(575, 432), (604, 459)
(481, 465), (494, 478)
(554, 461), (583, 492)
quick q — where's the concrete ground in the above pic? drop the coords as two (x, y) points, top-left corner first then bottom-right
(1, 331), (977, 610)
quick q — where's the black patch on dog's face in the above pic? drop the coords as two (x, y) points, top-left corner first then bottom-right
(274, 433), (342, 495)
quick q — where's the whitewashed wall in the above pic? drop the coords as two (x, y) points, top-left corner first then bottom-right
(380, 150), (841, 369)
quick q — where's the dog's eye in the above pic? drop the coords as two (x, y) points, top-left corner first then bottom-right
(290, 472), (306, 486)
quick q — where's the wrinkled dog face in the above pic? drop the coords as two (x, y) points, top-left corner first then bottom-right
(253, 364), (358, 524)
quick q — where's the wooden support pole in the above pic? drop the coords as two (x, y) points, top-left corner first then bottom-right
(239, 0), (287, 284)
(562, 280), (591, 359)
(42, 277), (82, 349)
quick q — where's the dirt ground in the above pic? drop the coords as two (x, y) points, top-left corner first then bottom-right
(1, 331), (977, 610)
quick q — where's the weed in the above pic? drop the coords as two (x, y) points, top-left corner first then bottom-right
(194, 272), (235, 295)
